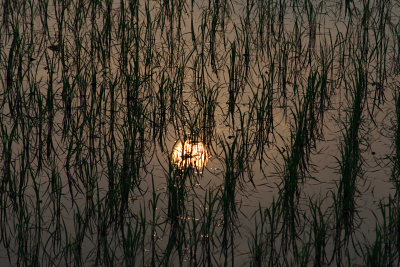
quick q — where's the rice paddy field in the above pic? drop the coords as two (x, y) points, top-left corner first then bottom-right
(1, 0), (400, 266)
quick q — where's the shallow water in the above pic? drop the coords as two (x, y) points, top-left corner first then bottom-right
(1, 0), (400, 266)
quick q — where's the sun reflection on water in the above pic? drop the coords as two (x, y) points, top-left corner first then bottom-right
(171, 140), (208, 171)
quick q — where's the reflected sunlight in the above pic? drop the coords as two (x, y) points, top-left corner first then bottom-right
(171, 140), (209, 171)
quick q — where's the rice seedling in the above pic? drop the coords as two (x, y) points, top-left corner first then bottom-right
(248, 200), (281, 267)
(361, 196), (400, 266)
(390, 85), (400, 191)
(308, 196), (330, 267)
(251, 66), (274, 163)
(0, 0), (399, 265)
(332, 55), (368, 264)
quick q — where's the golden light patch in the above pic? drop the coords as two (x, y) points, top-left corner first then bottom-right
(171, 140), (208, 171)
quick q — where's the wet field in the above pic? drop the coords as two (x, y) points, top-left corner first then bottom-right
(1, 0), (400, 266)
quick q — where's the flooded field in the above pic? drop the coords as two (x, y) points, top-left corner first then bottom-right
(1, 0), (400, 266)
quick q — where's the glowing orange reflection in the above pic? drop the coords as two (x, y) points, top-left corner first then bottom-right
(171, 140), (208, 170)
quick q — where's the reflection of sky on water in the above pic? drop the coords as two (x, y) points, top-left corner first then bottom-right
(1, 1), (400, 265)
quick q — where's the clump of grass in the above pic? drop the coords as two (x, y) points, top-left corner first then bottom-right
(251, 67), (274, 163)
(248, 200), (281, 267)
(308, 196), (330, 266)
(392, 86), (400, 194)
(362, 196), (400, 266)
(219, 124), (253, 266)
(333, 57), (367, 263)
(278, 70), (321, 251)
(227, 41), (239, 126)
